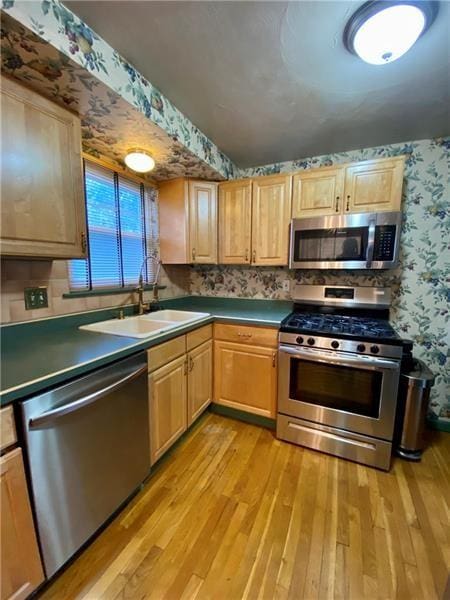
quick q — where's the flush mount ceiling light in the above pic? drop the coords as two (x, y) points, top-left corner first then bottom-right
(344, 1), (439, 65)
(124, 150), (155, 173)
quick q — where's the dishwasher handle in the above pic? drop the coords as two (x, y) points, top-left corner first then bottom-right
(29, 364), (147, 429)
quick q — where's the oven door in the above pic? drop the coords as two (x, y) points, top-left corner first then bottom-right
(278, 345), (400, 440)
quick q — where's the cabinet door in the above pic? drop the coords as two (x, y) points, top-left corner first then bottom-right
(344, 157), (405, 214)
(251, 175), (292, 266)
(148, 355), (187, 465)
(218, 180), (252, 264)
(187, 340), (213, 425)
(1, 76), (86, 259)
(188, 181), (218, 264)
(1, 448), (44, 600)
(214, 340), (277, 418)
(292, 166), (345, 218)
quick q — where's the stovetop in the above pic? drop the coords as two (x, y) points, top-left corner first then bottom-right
(280, 311), (402, 345)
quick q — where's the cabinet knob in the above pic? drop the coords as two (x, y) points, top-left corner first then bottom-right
(272, 352), (276, 367)
(335, 196), (340, 212)
(346, 195), (350, 211)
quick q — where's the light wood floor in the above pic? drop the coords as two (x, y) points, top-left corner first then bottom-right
(39, 412), (450, 600)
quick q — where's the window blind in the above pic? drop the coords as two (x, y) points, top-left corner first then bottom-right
(69, 161), (158, 291)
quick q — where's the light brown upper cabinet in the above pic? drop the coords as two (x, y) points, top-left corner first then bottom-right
(218, 175), (292, 266)
(292, 166), (345, 218)
(219, 179), (252, 264)
(343, 156), (405, 213)
(0, 76), (87, 259)
(159, 178), (218, 264)
(292, 156), (405, 218)
(251, 174), (292, 266)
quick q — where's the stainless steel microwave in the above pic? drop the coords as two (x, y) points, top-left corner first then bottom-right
(289, 211), (402, 270)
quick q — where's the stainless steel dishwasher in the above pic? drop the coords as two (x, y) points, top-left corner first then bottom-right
(21, 352), (150, 578)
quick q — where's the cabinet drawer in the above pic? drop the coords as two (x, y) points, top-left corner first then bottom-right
(147, 335), (186, 372)
(214, 323), (278, 348)
(186, 324), (213, 351)
(0, 406), (16, 453)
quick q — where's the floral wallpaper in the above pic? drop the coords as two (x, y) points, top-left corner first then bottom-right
(191, 138), (450, 422)
(1, 1), (236, 180)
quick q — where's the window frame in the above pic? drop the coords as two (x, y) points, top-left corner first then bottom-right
(67, 159), (159, 295)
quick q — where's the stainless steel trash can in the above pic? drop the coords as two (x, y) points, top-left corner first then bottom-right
(396, 358), (435, 460)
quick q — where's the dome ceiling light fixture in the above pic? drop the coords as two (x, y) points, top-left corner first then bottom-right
(343, 0), (439, 65)
(124, 149), (155, 173)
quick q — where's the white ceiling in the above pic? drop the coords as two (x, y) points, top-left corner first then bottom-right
(66, 0), (450, 168)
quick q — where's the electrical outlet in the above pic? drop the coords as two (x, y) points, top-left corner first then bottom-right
(24, 287), (48, 310)
(282, 280), (290, 292)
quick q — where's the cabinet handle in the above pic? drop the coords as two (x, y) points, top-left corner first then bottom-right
(346, 195), (350, 211)
(81, 232), (87, 254)
(192, 248), (196, 262)
(238, 332), (253, 338)
(335, 196), (340, 212)
(252, 249), (256, 263)
(189, 356), (194, 372)
(272, 352), (277, 367)
(245, 248), (249, 262)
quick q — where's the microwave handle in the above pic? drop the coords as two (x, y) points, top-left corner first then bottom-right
(366, 218), (376, 268)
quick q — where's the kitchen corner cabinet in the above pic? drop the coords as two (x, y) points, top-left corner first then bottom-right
(219, 180), (252, 264)
(147, 325), (213, 465)
(0, 75), (87, 259)
(218, 175), (291, 266)
(292, 156), (405, 218)
(159, 178), (218, 264)
(1, 448), (45, 600)
(214, 324), (278, 418)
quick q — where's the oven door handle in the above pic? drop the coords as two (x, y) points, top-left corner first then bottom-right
(279, 345), (400, 371)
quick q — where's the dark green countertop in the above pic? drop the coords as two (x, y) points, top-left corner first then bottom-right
(0, 296), (292, 405)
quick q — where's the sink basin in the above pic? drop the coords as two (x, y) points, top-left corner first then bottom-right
(79, 310), (210, 339)
(142, 310), (210, 324)
(80, 317), (176, 339)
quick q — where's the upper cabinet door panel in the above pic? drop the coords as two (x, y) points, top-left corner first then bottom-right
(344, 157), (405, 214)
(251, 175), (292, 266)
(0, 76), (86, 259)
(219, 180), (252, 264)
(189, 181), (218, 264)
(292, 167), (345, 218)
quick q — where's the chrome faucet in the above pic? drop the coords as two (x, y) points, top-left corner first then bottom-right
(137, 256), (162, 315)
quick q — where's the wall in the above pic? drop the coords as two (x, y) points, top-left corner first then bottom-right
(190, 138), (450, 421)
(0, 260), (189, 323)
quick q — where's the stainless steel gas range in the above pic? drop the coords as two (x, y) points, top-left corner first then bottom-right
(277, 284), (404, 470)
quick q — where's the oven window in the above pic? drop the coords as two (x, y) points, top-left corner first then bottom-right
(289, 359), (382, 418)
(293, 227), (368, 262)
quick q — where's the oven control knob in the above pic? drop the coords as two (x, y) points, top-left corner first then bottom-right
(370, 345), (380, 354)
(357, 344), (366, 353)
(331, 340), (339, 349)
(307, 337), (315, 346)
(296, 336), (304, 344)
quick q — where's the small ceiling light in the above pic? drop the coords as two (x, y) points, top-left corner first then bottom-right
(124, 150), (155, 173)
(344, 1), (439, 65)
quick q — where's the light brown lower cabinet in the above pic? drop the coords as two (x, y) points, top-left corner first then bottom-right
(148, 326), (213, 465)
(1, 448), (44, 600)
(214, 324), (278, 418)
(188, 340), (213, 426)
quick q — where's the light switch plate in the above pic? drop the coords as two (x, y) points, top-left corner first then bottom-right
(24, 287), (48, 310)
(282, 280), (290, 292)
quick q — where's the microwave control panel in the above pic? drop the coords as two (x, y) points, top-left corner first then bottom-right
(373, 225), (396, 261)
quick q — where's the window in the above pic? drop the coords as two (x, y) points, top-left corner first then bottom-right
(70, 161), (158, 291)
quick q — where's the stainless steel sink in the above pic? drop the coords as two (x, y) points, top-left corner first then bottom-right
(79, 310), (210, 339)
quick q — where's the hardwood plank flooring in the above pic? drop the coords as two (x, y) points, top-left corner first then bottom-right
(39, 413), (450, 600)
